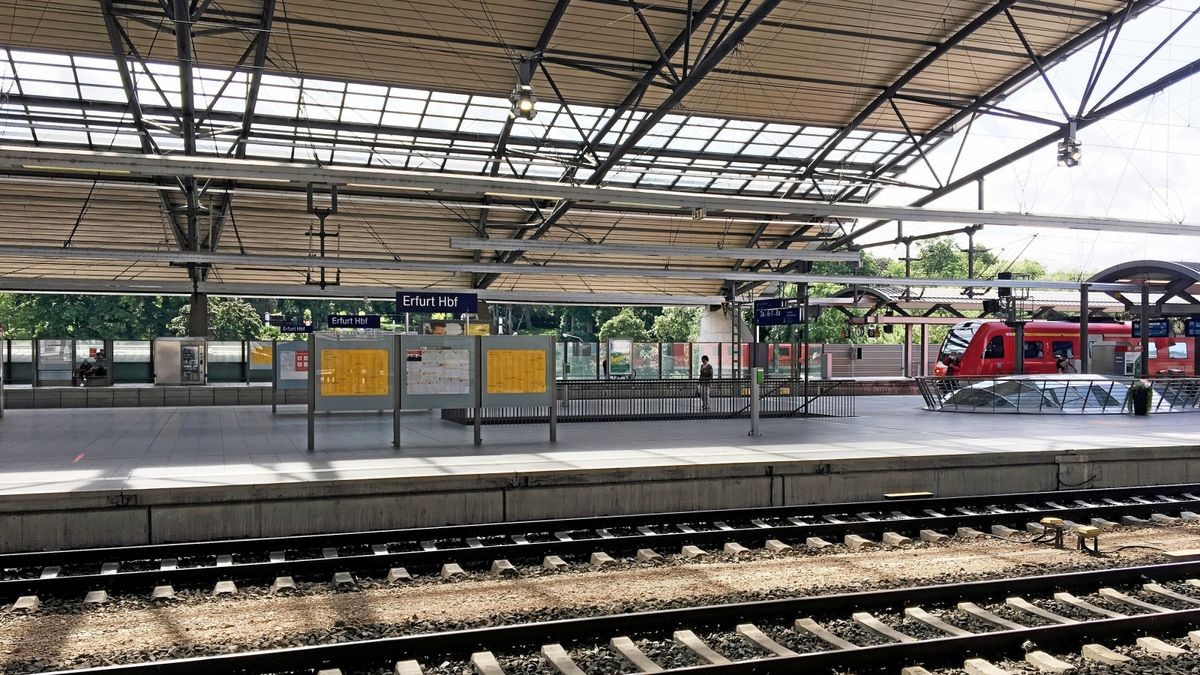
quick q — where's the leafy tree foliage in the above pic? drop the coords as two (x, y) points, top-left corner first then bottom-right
(652, 306), (701, 342)
(167, 297), (269, 340)
(597, 308), (652, 341)
(0, 294), (185, 338)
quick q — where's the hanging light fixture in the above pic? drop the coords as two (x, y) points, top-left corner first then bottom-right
(1057, 120), (1081, 167)
(510, 56), (537, 120)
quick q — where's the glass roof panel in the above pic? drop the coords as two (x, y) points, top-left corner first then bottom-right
(0, 46), (923, 197)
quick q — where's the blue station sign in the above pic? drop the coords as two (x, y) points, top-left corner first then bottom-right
(327, 314), (382, 329)
(279, 323), (314, 334)
(755, 307), (803, 326)
(397, 291), (478, 314)
(1131, 318), (1170, 338)
(753, 298), (786, 311)
(1185, 317), (1200, 338)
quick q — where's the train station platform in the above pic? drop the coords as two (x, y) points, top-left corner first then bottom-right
(0, 396), (1196, 552)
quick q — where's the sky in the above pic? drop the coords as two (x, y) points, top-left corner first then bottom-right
(867, 0), (1200, 275)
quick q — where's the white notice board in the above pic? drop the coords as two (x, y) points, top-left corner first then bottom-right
(398, 335), (476, 408)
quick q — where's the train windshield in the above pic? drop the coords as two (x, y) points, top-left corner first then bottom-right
(939, 322), (981, 360)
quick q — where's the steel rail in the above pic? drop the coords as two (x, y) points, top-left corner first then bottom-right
(35, 561), (1200, 674)
(4, 483), (1200, 600)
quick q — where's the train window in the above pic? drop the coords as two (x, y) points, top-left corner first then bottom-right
(984, 336), (1004, 359)
(1024, 341), (1044, 359)
(1170, 342), (1188, 358)
(1052, 341), (1074, 358)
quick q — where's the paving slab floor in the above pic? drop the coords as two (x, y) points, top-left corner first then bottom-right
(0, 396), (1193, 495)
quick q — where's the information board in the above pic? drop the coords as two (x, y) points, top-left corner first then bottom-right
(607, 339), (633, 376)
(481, 335), (555, 407)
(406, 348), (470, 394)
(755, 306), (802, 326)
(397, 335), (477, 409)
(487, 349), (547, 394)
(276, 341), (309, 390)
(313, 333), (395, 411)
(1132, 318), (1170, 338)
(1187, 317), (1200, 338)
(249, 342), (273, 370)
(321, 348), (390, 396)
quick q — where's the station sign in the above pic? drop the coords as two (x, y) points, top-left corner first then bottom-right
(755, 307), (803, 326)
(753, 298), (786, 311)
(397, 291), (478, 314)
(279, 323), (314, 334)
(1131, 318), (1170, 338)
(327, 314), (382, 329)
(1185, 317), (1200, 338)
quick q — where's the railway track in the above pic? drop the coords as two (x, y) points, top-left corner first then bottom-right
(5, 482), (1200, 605)
(33, 560), (1200, 674)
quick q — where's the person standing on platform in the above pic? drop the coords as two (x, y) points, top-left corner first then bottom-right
(698, 355), (713, 411)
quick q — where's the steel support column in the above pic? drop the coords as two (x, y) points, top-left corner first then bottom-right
(1080, 283), (1090, 374)
(1140, 283), (1151, 378)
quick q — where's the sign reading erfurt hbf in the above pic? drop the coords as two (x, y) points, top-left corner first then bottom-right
(396, 291), (478, 314)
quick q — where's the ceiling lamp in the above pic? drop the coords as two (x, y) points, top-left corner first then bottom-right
(510, 56), (537, 120)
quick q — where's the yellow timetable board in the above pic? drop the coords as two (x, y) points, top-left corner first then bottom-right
(320, 348), (390, 397)
(250, 344), (273, 366)
(486, 349), (546, 394)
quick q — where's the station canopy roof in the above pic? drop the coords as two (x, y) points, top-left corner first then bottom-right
(0, 0), (1162, 302)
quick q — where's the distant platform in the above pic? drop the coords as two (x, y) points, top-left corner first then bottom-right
(0, 396), (1195, 552)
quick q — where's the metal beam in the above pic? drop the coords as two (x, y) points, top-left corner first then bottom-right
(205, 0), (276, 252)
(449, 237), (861, 262)
(475, 0), (732, 288)
(0, 275), (724, 306)
(0, 244), (1141, 291)
(6, 146), (1199, 236)
(827, 0), (1161, 209)
(98, 0), (190, 252)
(784, 0), (1020, 196)
(0, 93), (885, 175)
(823, 49), (1200, 250)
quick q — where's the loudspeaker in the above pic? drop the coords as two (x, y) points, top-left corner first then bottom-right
(982, 299), (1002, 315)
(997, 271), (1013, 298)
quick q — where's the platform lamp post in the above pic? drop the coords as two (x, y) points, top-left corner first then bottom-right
(1140, 282), (1151, 378)
(1079, 283), (1090, 374)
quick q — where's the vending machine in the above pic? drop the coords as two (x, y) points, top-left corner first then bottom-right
(153, 338), (208, 385)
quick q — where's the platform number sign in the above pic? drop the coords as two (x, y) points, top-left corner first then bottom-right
(1186, 317), (1200, 338)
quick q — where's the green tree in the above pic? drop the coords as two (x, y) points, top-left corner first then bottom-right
(0, 294), (178, 338)
(167, 297), (270, 340)
(597, 308), (651, 341)
(651, 306), (700, 342)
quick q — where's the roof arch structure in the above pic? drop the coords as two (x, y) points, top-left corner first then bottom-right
(1088, 261), (1200, 316)
(0, 0), (1198, 303)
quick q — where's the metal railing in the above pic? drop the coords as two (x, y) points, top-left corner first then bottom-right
(916, 375), (1200, 414)
(442, 377), (856, 424)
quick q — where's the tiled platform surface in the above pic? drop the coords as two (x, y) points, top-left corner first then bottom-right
(0, 397), (1196, 551)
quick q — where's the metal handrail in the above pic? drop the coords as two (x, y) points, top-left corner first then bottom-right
(443, 376), (857, 424)
(915, 375), (1200, 414)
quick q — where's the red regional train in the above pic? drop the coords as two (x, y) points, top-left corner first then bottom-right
(931, 319), (1194, 377)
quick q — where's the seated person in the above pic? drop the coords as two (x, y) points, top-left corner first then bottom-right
(75, 361), (93, 386)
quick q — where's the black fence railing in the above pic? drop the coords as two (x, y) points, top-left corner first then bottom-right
(916, 375), (1200, 414)
(442, 378), (856, 424)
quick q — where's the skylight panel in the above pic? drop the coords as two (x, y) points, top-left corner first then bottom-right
(706, 140), (744, 154)
(381, 112), (421, 128)
(79, 85), (126, 103)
